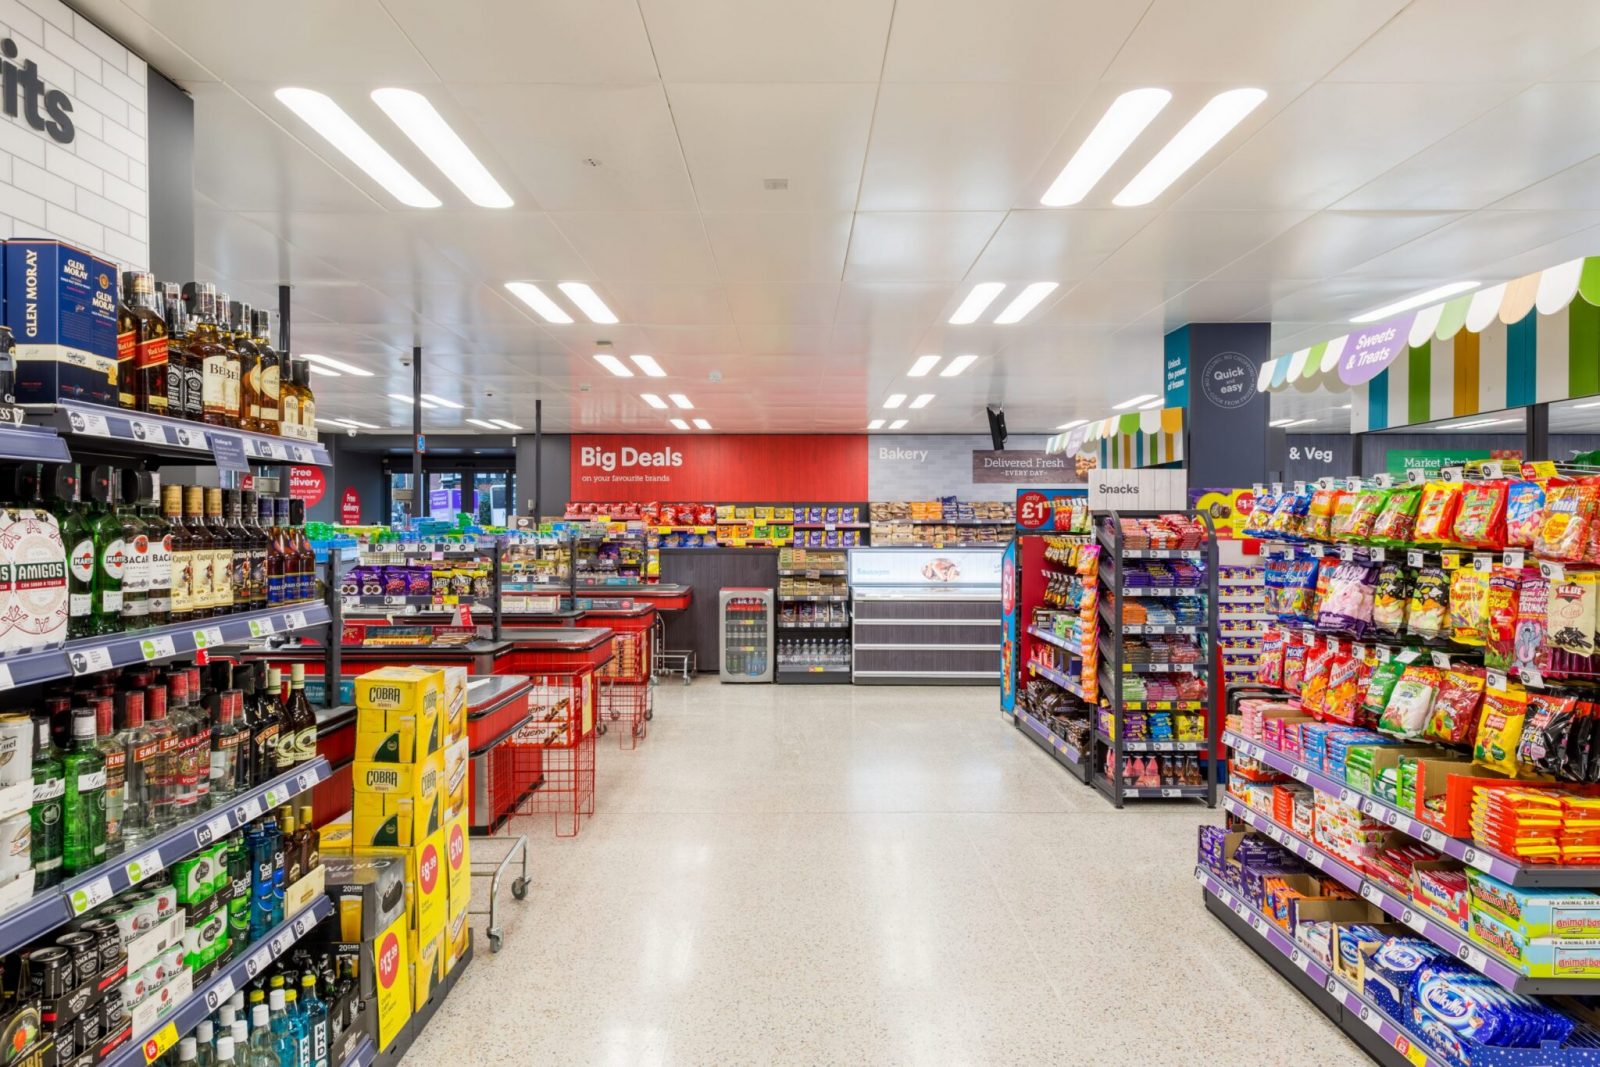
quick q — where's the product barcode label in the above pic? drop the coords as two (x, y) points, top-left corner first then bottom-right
(284, 610), (308, 631)
(245, 947), (271, 978)
(1463, 848), (1494, 873)
(140, 635), (176, 661)
(1430, 651), (1452, 669)
(192, 626), (224, 649)
(1442, 551), (1462, 570)
(68, 875), (114, 915)
(1405, 468), (1426, 485)
(248, 616), (276, 637)
(383, 595), (406, 606)
(71, 646), (113, 675)
(124, 851), (162, 886)
(292, 446), (313, 463)
(264, 786), (285, 807)
(1418, 826), (1440, 847)
(1521, 667), (1546, 688)
(268, 442), (289, 460)
(240, 797), (264, 821)
(1307, 850), (1326, 870)
(205, 976), (235, 1012)
(1289, 947), (1307, 970)
(1337, 545), (1354, 560)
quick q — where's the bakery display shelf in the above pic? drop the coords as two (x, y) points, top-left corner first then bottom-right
(777, 594), (849, 602)
(776, 568), (849, 576)
(0, 417), (69, 462)
(25, 400), (329, 465)
(1026, 660), (1096, 705)
(0, 602), (331, 690)
(1094, 774), (1208, 800)
(1221, 729), (1600, 887)
(1196, 867), (1440, 1067)
(1026, 626), (1087, 655)
(1014, 709), (1090, 781)
(1095, 731), (1206, 753)
(0, 759), (330, 959)
(1216, 793), (1598, 994)
(108, 897), (335, 1067)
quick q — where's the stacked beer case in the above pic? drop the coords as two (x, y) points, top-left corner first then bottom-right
(321, 664), (472, 1054)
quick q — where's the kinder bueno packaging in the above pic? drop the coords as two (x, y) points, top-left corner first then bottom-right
(5, 240), (118, 406)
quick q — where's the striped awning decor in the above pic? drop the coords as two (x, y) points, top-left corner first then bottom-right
(1257, 256), (1600, 432)
(1045, 406), (1184, 469)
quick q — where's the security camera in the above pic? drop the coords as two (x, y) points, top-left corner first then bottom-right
(346, 428), (358, 438)
(399, 354), (412, 367)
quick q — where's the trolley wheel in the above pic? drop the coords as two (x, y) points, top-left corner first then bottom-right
(645, 709), (654, 721)
(597, 722), (608, 736)
(512, 877), (529, 900)
(488, 931), (503, 953)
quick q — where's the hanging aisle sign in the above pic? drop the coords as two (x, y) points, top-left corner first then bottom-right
(1338, 314), (1416, 386)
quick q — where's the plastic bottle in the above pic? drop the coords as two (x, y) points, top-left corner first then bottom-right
(195, 1022), (215, 1067)
(286, 988), (310, 1067)
(214, 1036), (236, 1067)
(300, 974), (329, 1067)
(247, 1004), (275, 1067)
(268, 989), (296, 1067)
(230, 1021), (249, 1067)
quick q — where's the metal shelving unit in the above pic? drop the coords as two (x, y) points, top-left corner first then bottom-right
(1013, 707), (1089, 783)
(1092, 510), (1219, 808)
(25, 400), (330, 465)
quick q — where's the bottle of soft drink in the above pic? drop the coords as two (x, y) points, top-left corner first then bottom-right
(286, 988), (310, 1067)
(299, 974), (329, 1067)
(269, 990), (296, 1067)
(247, 1005), (274, 1067)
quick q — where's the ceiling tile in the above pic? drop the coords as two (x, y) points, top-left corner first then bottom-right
(596, 283), (734, 326)
(967, 209), (1154, 279)
(1208, 210), (1465, 282)
(701, 212), (853, 282)
(1328, 0), (1600, 83)
(843, 212), (1004, 282)
(1350, 209), (1600, 281)
(883, 0), (1147, 82)
(638, 0), (894, 82)
(723, 283), (840, 325)
(380, 0), (658, 83)
(551, 212), (720, 283)
(1091, 210), (1308, 282)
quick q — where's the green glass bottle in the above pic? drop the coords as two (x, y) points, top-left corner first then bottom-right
(62, 706), (107, 874)
(28, 716), (64, 888)
(86, 467), (124, 637)
(52, 465), (93, 640)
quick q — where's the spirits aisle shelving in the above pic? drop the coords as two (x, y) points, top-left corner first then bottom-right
(1094, 511), (1219, 806)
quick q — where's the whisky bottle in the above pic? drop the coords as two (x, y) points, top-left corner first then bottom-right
(116, 284), (138, 409)
(216, 292), (243, 427)
(185, 485), (214, 619)
(185, 283), (234, 429)
(293, 359), (316, 437)
(164, 284), (202, 422)
(231, 301), (263, 433)
(164, 484), (193, 624)
(253, 310), (281, 436)
(206, 487), (234, 615)
(125, 272), (169, 416)
(279, 361), (301, 441)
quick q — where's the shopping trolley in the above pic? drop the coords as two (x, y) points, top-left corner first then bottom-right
(585, 604), (656, 744)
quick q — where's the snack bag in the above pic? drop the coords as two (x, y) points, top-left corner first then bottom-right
(1307, 488), (1338, 542)
(1317, 560), (1378, 636)
(1372, 563), (1411, 634)
(1518, 694), (1580, 779)
(1329, 491), (1362, 541)
(1504, 481), (1546, 549)
(1449, 567), (1490, 646)
(1484, 566), (1520, 671)
(1362, 659), (1406, 723)
(1474, 685), (1531, 777)
(1535, 479), (1599, 562)
(1379, 664), (1444, 739)
(1246, 488), (1278, 538)
(1282, 640), (1309, 693)
(1407, 566), (1450, 641)
(1453, 480), (1510, 549)
(1548, 573), (1597, 674)
(1344, 488), (1387, 542)
(1300, 643), (1335, 716)
(1424, 666), (1486, 746)
(1514, 576), (1551, 675)
(1257, 631), (1285, 688)
(1371, 487), (1421, 545)
(1413, 482), (1463, 544)
(1323, 655), (1362, 725)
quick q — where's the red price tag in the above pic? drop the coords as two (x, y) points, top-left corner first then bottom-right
(1016, 491), (1050, 530)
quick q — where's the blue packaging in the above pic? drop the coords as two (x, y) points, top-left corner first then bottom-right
(4, 239), (118, 406)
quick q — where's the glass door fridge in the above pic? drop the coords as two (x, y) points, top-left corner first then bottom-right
(719, 587), (774, 682)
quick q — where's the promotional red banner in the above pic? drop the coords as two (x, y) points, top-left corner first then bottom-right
(339, 486), (361, 524)
(569, 435), (867, 502)
(288, 465), (327, 506)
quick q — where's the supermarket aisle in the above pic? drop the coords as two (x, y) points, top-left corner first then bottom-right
(408, 680), (1367, 1066)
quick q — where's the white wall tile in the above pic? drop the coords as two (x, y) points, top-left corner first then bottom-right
(72, 131), (127, 179)
(0, 0), (43, 42)
(44, 141), (100, 191)
(70, 77), (126, 127)
(71, 12), (129, 69)
(44, 201), (97, 247)
(42, 22), (100, 79)
(0, 182), (44, 228)
(13, 157), (70, 208)
(74, 186), (127, 231)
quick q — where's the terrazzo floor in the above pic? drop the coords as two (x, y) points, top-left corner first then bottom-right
(407, 678), (1370, 1066)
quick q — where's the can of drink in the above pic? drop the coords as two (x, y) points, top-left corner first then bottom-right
(0, 810), (30, 884)
(23, 946), (72, 1000)
(78, 917), (124, 971)
(54, 931), (98, 984)
(0, 713), (32, 788)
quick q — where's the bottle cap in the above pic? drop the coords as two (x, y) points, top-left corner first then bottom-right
(196, 1022), (212, 1042)
(218, 1006), (234, 1028)
(232, 1020), (247, 1045)
(215, 1037), (233, 1059)
(177, 1038), (196, 1062)
(269, 989), (285, 1010)
(301, 973), (315, 988)
(285, 989), (297, 1004)
(252, 1004), (269, 1027)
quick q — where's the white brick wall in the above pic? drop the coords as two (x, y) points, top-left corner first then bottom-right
(0, 0), (147, 270)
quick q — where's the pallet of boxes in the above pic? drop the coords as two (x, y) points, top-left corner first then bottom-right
(317, 665), (471, 1057)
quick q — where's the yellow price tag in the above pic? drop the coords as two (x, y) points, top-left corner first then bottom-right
(1402, 1042), (1428, 1066)
(143, 1023), (179, 1063)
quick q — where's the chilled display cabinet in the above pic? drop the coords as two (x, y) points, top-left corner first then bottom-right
(719, 587), (774, 682)
(849, 546), (1004, 684)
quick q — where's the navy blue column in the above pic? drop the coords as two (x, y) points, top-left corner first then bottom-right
(1164, 322), (1272, 489)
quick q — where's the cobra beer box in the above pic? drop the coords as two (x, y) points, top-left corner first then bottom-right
(351, 752), (444, 848)
(354, 667), (443, 762)
(443, 808), (470, 923)
(4, 240), (118, 406)
(441, 666), (468, 742)
(369, 912), (412, 1050)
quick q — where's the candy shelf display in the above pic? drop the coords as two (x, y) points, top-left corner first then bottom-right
(1015, 530), (1097, 783)
(1094, 511), (1219, 807)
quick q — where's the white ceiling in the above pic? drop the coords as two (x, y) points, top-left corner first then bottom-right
(73, 0), (1600, 435)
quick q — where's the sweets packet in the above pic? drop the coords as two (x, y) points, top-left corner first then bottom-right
(1547, 572), (1597, 675)
(1371, 487), (1421, 545)
(1449, 566), (1489, 646)
(1453, 480), (1509, 549)
(1423, 666), (1485, 746)
(1518, 693), (1580, 779)
(1484, 566), (1520, 672)
(1362, 659), (1406, 723)
(1407, 566), (1450, 641)
(1344, 488), (1386, 542)
(1535, 479), (1599, 562)
(1514, 576), (1551, 675)
(1300, 643), (1335, 716)
(1413, 482), (1463, 544)
(1372, 563), (1410, 634)
(1323, 655), (1362, 725)
(1379, 664), (1444, 739)
(1306, 488), (1338, 542)
(1474, 684), (1531, 777)
(1317, 560), (1377, 637)
(1504, 480), (1545, 549)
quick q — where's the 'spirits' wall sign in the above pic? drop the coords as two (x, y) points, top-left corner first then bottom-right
(1, 37), (73, 143)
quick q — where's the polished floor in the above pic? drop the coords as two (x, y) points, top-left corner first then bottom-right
(409, 679), (1368, 1066)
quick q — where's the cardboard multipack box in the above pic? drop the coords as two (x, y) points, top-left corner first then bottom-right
(356, 830), (448, 948)
(322, 853), (407, 943)
(408, 929), (445, 1011)
(441, 666), (467, 741)
(319, 814), (354, 855)
(352, 753), (444, 848)
(370, 912), (412, 1050)
(442, 738), (468, 819)
(355, 667), (443, 762)
(445, 905), (470, 973)
(5, 240), (118, 406)
(444, 808), (470, 922)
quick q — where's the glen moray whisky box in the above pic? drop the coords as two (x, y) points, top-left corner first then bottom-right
(4, 239), (118, 406)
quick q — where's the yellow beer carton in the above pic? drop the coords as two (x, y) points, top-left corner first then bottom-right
(356, 827), (448, 947)
(444, 807), (470, 921)
(442, 738), (468, 820)
(408, 929), (446, 1011)
(445, 903), (470, 972)
(351, 753), (444, 848)
(370, 912), (412, 1050)
(441, 666), (468, 741)
(318, 813), (353, 855)
(354, 667), (443, 760)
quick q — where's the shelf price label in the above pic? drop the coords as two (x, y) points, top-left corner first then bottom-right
(1358, 1005), (1383, 1033)
(1504, 549), (1525, 569)
(67, 410), (111, 436)
(139, 635), (176, 661)
(70, 646), (113, 675)
(245, 947), (272, 978)
(292, 912), (314, 938)
(124, 851), (163, 886)
(1159, 787), (1184, 798)
(204, 976), (236, 1013)
(142, 1022), (180, 1064)
(0, 664), (11, 691)
(129, 418), (166, 443)
(1289, 764), (1309, 783)
(68, 875), (115, 915)
(196, 814), (231, 847)
(1456, 943), (1489, 971)
(192, 626), (225, 650)
(248, 617), (276, 638)
(295, 771), (315, 794)
(174, 426), (205, 449)
(1473, 553), (1494, 573)
(1359, 882), (1384, 905)
(1401, 907), (1426, 933)
(269, 932), (288, 957)
(1407, 550), (1425, 567)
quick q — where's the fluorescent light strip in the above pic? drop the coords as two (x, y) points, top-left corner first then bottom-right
(1137, 398), (1163, 409)
(594, 354), (633, 377)
(939, 354), (978, 377)
(948, 282), (1006, 325)
(1112, 393), (1157, 409)
(889, 419), (907, 430)
(692, 418), (711, 430)
(669, 394), (693, 410)
(300, 353), (374, 377)
(338, 418), (381, 429)
(1041, 88), (1172, 206)
(669, 418), (690, 430)
(1056, 419), (1087, 430)
(370, 88), (512, 208)
(993, 282), (1059, 324)
(630, 355), (665, 377)
(641, 393), (668, 409)
(907, 355), (941, 377)
(420, 394), (463, 410)
(275, 88), (440, 208)
(883, 394), (906, 409)
(388, 393), (439, 409)
(1574, 400), (1600, 409)
(909, 394), (934, 409)
(306, 365), (340, 377)
(504, 282), (573, 324)
(466, 418), (499, 429)
(867, 419), (885, 430)
(557, 282), (618, 324)
(1113, 88), (1267, 207)
(491, 419), (523, 430)
(1350, 281), (1480, 324)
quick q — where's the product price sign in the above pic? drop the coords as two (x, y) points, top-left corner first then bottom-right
(296, 771), (315, 794)
(124, 851), (163, 886)
(248, 616), (276, 638)
(245, 947), (272, 978)
(293, 913), (314, 938)
(174, 426), (206, 450)
(205, 976), (235, 1013)
(208, 432), (250, 475)
(142, 1023), (180, 1064)
(69, 646), (113, 676)
(68, 875), (115, 915)
(139, 635), (176, 661)
(67, 410), (110, 437)
(269, 932), (288, 957)
(1014, 488), (1087, 532)
(192, 626), (225, 650)
(129, 418), (165, 444)
(284, 610), (308, 632)
(196, 814), (231, 847)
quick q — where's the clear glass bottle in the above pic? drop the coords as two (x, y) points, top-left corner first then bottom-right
(54, 464), (92, 640)
(29, 716), (64, 888)
(286, 988), (310, 1067)
(144, 682), (178, 830)
(209, 686), (247, 805)
(117, 688), (155, 848)
(143, 475), (172, 627)
(299, 973), (328, 1067)
(93, 695), (124, 857)
(166, 669), (200, 819)
(213, 1035), (236, 1067)
(185, 666), (212, 812)
(117, 471), (149, 631)
(247, 1005), (274, 1067)
(61, 706), (106, 874)
(87, 467), (124, 636)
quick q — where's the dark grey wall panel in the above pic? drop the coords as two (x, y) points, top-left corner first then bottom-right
(514, 433), (570, 518)
(1184, 323), (1272, 488)
(146, 71), (193, 283)
(658, 548), (779, 673)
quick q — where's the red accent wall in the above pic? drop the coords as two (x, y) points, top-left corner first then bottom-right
(569, 435), (867, 502)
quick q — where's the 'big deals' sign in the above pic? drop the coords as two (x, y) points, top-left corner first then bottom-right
(570, 434), (867, 502)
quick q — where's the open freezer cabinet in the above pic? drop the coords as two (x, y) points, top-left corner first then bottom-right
(719, 587), (774, 682)
(849, 546), (1004, 684)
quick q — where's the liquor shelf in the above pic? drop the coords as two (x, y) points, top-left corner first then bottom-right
(0, 416), (70, 463)
(25, 401), (331, 466)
